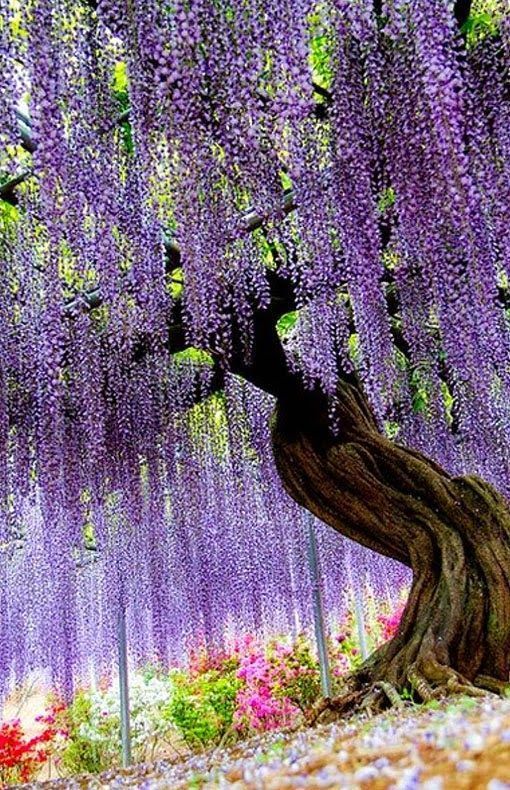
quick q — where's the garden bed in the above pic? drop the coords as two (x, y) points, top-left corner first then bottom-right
(0, 605), (404, 785)
(22, 695), (510, 789)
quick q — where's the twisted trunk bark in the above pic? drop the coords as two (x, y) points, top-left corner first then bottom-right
(272, 379), (510, 697)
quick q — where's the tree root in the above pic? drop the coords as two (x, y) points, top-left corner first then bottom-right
(304, 688), (366, 726)
(360, 681), (405, 715)
(407, 657), (506, 701)
(407, 664), (436, 702)
(475, 675), (510, 696)
(303, 658), (509, 730)
(304, 679), (405, 726)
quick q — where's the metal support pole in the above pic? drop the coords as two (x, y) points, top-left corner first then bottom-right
(353, 583), (369, 661)
(117, 607), (132, 768)
(306, 518), (333, 698)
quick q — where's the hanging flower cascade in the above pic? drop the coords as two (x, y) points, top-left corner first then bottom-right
(0, 0), (506, 692)
(0, 376), (408, 699)
(0, 0), (507, 483)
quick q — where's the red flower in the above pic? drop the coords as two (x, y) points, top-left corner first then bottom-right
(0, 717), (59, 787)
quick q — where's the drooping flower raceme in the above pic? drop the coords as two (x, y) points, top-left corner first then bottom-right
(0, 0), (505, 694)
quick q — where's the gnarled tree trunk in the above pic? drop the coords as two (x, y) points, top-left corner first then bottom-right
(272, 379), (510, 698)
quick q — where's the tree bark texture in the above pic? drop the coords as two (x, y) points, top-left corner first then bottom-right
(272, 379), (510, 697)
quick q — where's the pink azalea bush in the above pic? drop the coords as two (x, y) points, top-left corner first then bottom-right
(168, 599), (405, 742)
(233, 636), (317, 733)
(377, 601), (406, 641)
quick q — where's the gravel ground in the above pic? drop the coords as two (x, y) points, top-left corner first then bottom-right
(23, 695), (510, 789)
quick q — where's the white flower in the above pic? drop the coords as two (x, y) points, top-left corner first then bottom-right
(70, 668), (178, 761)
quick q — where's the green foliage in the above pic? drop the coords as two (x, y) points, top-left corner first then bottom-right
(309, 5), (334, 91)
(183, 392), (231, 462)
(163, 670), (240, 748)
(441, 381), (454, 426)
(279, 171), (293, 192)
(173, 347), (214, 367)
(400, 686), (416, 703)
(447, 695), (479, 713)
(254, 737), (286, 764)
(462, 1), (501, 44)
(0, 200), (19, 226)
(423, 698), (442, 711)
(377, 187), (396, 214)
(55, 691), (109, 776)
(411, 374), (429, 416)
(331, 622), (364, 671)
(268, 635), (321, 710)
(384, 420), (400, 440)
(187, 773), (209, 788)
(382, 248), (399, 270)
(113, 61), (128, 94)
(52, 671), (178, 775)
(0, 1), (27, 40)
(168, 266), (184, 299)
(348, 333), (361, 367)
(81, 520), (96, 550)
(112, 61), (133, 154)
(251, 227), (287, 271)
(276, 310), (299, 337)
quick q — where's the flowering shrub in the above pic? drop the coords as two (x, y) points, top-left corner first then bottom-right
(188, 645), (234, 676)
(234, 651), (300, 733)
(0, 717), (60, 786)
(377, 602), (406, 642)
(2, 600), (407, 778)
(233, 635), (321, 733)
(52, 671), (177, 774)
(163, 669), (240, 748)
(330, 610), (363, 676)
(51, 689), (113, 776)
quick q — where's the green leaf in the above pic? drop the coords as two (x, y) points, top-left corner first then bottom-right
(168, 267), (184, 299)
(377, 187), (396, 214)
(276, 310), (299, 336)
(309, 6), (334, 91)
(384, 421), (400, 440)
(280, 171), (293, 192)
(173, 347), (214, 367)
(0, 200), (19, 225)
(113, 61), (128, 93)
(348, 333), (360, 366)
(461, 2), (501, 45)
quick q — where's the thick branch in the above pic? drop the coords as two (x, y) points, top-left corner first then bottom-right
(0, 169), (32, 203)
(454, 0), (473, 29)
(229, 274), (297, 397)
(272, 373), (510, 687)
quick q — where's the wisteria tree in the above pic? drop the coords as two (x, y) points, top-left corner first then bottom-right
(1, 0), (510, 705)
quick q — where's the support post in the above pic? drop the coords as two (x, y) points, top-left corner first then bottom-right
(353, 582), (369, 661)
(306, 518), (333, 699)
(117, 607), (132, 768)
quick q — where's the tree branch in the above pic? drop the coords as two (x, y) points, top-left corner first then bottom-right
(373, 0), (472, 29)
(0, 169), (32, 204)
(454, 0), (473, 30)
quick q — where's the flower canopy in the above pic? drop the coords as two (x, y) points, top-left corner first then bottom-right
(0, 0), (507, 690)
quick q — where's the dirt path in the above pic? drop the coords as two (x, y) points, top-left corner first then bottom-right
(22, 695), (510, 788)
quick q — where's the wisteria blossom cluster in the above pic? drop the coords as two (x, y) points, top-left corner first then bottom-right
(0, 373), (408, 700)
(0, 0), (506, 694)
